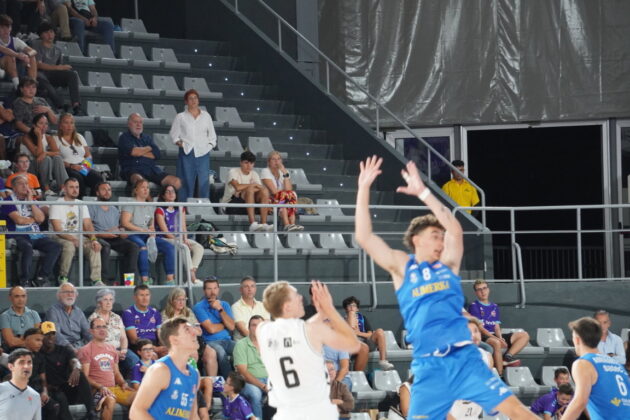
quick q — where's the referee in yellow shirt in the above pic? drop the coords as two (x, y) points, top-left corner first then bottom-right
(441, 160), (479, 214)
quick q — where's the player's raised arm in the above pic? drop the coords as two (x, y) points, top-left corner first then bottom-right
(129, 362), (170, 420)
(560, 359), (594, 420)
(355, 156), (408, 285)
(397, 160), (464, 274)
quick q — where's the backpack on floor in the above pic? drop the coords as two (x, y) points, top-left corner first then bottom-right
(187, 219), (238, 255)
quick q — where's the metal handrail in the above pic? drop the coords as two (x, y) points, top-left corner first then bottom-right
(512, 242), (525, 308)
(224, 0), (487, 226)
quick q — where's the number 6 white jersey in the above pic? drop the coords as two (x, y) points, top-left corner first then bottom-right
(258, 318), (332, 410)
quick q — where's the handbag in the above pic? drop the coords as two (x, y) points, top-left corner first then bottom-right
(146, 236), (158, 263)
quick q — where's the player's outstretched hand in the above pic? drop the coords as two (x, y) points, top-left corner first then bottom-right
(311, 279), (335, 318)
(396, 161), (427, 197)
(358, 155), (383, 189)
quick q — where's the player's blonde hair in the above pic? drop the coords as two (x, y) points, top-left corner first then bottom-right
(403, 214), (444, 252)
(263, 281), (292, 319)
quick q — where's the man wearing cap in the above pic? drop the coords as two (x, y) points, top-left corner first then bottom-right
(45, 283), (92, 352)
(40, 321), (97, 420)
(441, 159), (479, 214)
(0, 285), (42, 352)
(0, 348), (41, 419)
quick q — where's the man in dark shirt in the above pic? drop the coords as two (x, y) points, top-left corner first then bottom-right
(23, 327), (61, 419)
(118, 113), (181, 189)
(40, 321), (96, 420)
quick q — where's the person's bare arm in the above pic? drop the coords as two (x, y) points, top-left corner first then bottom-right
(234, 321), (248, 338)
(399, 384), (411, 417)
(562, 360), (595, 420)
(130, 146), (153, 157)
(235, 364), (267, 390)
(261, 178), (278, 195)
(50, 218), (79, 243)
(1, 327), (25, 348)
(397, 160), (464, 274)
(355, 156), (408, 288)
(337, 358), (349, 382)
(129, 362), (170, 420)
(126, 328), (139, 346)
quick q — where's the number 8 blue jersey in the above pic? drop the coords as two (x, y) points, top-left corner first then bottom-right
(579, 353), (630, 420)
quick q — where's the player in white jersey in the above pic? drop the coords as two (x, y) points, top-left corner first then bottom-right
(257, 280), (360, 420)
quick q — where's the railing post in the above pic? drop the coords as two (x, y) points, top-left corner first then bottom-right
(577, 208), (583, 279)
(178, 202), (185, 285)
(427, 149), (432, 181)
(277, 18), (282, 51)
(235, 0), (239, 13)
(510, 209), (516, 282)
(325, 61), (330, 94)
(134, 0), (139, 19)
(273, 206), (278, 282)
(375, 105), (380, 136)
(78, 204), (84, 287)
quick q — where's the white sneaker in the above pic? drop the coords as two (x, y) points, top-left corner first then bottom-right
(0, 68), (5, 79)
(285, 224), (302, 232)
(263, 223), (275, 232)
(249, 222), (266, 232)
(378, 360), (395, 371)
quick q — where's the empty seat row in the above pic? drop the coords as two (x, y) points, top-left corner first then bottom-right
(115, 18), (159, 41)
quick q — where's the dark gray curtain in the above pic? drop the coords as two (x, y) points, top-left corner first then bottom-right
(318, 0), (630, 126)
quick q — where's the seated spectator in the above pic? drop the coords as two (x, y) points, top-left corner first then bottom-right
(261, 150), (303, 231)
(468, 279), (529, 374)
(49, 177), (103, 285)
(530, 383), (574, 419)
(121, 179), (175, 285)
(78, 317), (136, 419)
(6, 153), (41, 196)
(13, 114), (67, 195)
(13, 77), (57, 134)
(441, 159), (479, 214)
(162, 286), (218, 377)
(23, 327), (62, 419)
(118, 113), (180, 189)
(90, 181), (140, 285)
(342, 296), (394, 370)
(326, 360), (354, 420)
(0, 348), (41, 419)
(220, 372), (257, 420)
(0, 15), (37, 87)
(155, 184), (203, 284)
(87, 288), (139, 374)
(234, 315), (268, 419)
(193, 277), (236, 378)
(64, 0), (114, 54)
(122, 284), (168, 358)
(231, 276), (270, 341)
(220, 151), (272, 232)
(397, 375), (413, 418)
(0, 286), (41, 351)
(53, 113), (102, 198)
(46, 282), (91, 351)
(130, 338), (154, 390)
(170, 89), (216, 203)
(41, 0), (72, 40)
(0, 0), (21, 36)
(323, 344), (352, 391)
(2, 175), (61, 287)
(31, 21), (83, 114)
(40, 321), (97, 419)
(594, 309), (626, 364)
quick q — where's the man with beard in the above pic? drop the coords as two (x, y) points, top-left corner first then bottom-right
(45, 283), (91, 352)
(89, 181), (139, 284)
(0, 348), (41, 419)
(39, 321), (97, 420)
(49, 177), (103, 286)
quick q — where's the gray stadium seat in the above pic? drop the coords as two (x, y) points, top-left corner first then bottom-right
(536, 328), (573, 354)
(57, 41), (96, 64)
(349, 413), (371, 420)
(87, 101), (125, 125)
(183, 77), (223, 100)
(247, 137), (287, 159)
(287, 169), (322, 192)
(216, 136), (244, 158)
(621, 328), (629, 342)
(88, 44), (128, 66)
(319, 233), (358, 255)
(153, 133), (177, 153)
(83, 131), (93, 146)
(372, 370), (402, 392)
(119, 103), (160, 126)
(121, 73), (161, 96)
(117, 196), (135, 202)
(86, 71), (129, 95)
(120, 45), (161, 68)
(501, 328), (544, 355)
(152, 104), (178, 124)
(347, 371), (386, 404)
(505, 366), (550, 396)
(286, 233), (328, 255)
(151, 48), (191, 70)
(186, 198), (229, 222)
(118, 18), (159, 40)
(152, 75), (184, 98)
(316, 199), (353, 221)
(220, 233), (263, 255)
(215, 107), (255, 129)
(382, 330), (413, 358)
(253, 233), (297, 255)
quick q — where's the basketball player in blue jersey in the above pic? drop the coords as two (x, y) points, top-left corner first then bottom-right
(130, 317), (201, 420)
(562, 317), (630, 420)
(355, 156), (537, 419)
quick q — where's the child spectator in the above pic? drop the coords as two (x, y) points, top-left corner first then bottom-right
(130, 339), (155, 390)
(220, 372), (257, 420)
(0, 14), (37, 87)
(530, 383), (574, 419)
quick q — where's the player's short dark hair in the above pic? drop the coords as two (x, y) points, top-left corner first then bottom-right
(0, 14), (12, 27)
(23, 328), (42, 339)
(473, 279), (488, 291)
(554, 367), (569, 379)
(403, 214), (444, 252)
(227, 372), (246, 393)
(159, 317), (188, 349)
(240, 151), (256, 163)
(342, 296), (360, 310)
(240, 276), (256, 284)
(568, 317), (602, 349)
(203, 276), (219, 289)
(8, 348), (32, 365)
(37, 21), (54, 35)
(557, 383), (574, 396)
(248, 315), (264, 328)
(135, 338), (153, 353)
(134, 284), (150, 295)
(451, 159), (465, 167)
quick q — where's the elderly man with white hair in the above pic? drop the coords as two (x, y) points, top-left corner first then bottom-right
(45, 282), (92, 352)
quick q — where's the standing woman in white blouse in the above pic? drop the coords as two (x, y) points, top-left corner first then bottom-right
(169, 89), (217, 202)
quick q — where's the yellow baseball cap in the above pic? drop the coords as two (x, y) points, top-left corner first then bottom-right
(40, 321), (56, 334)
